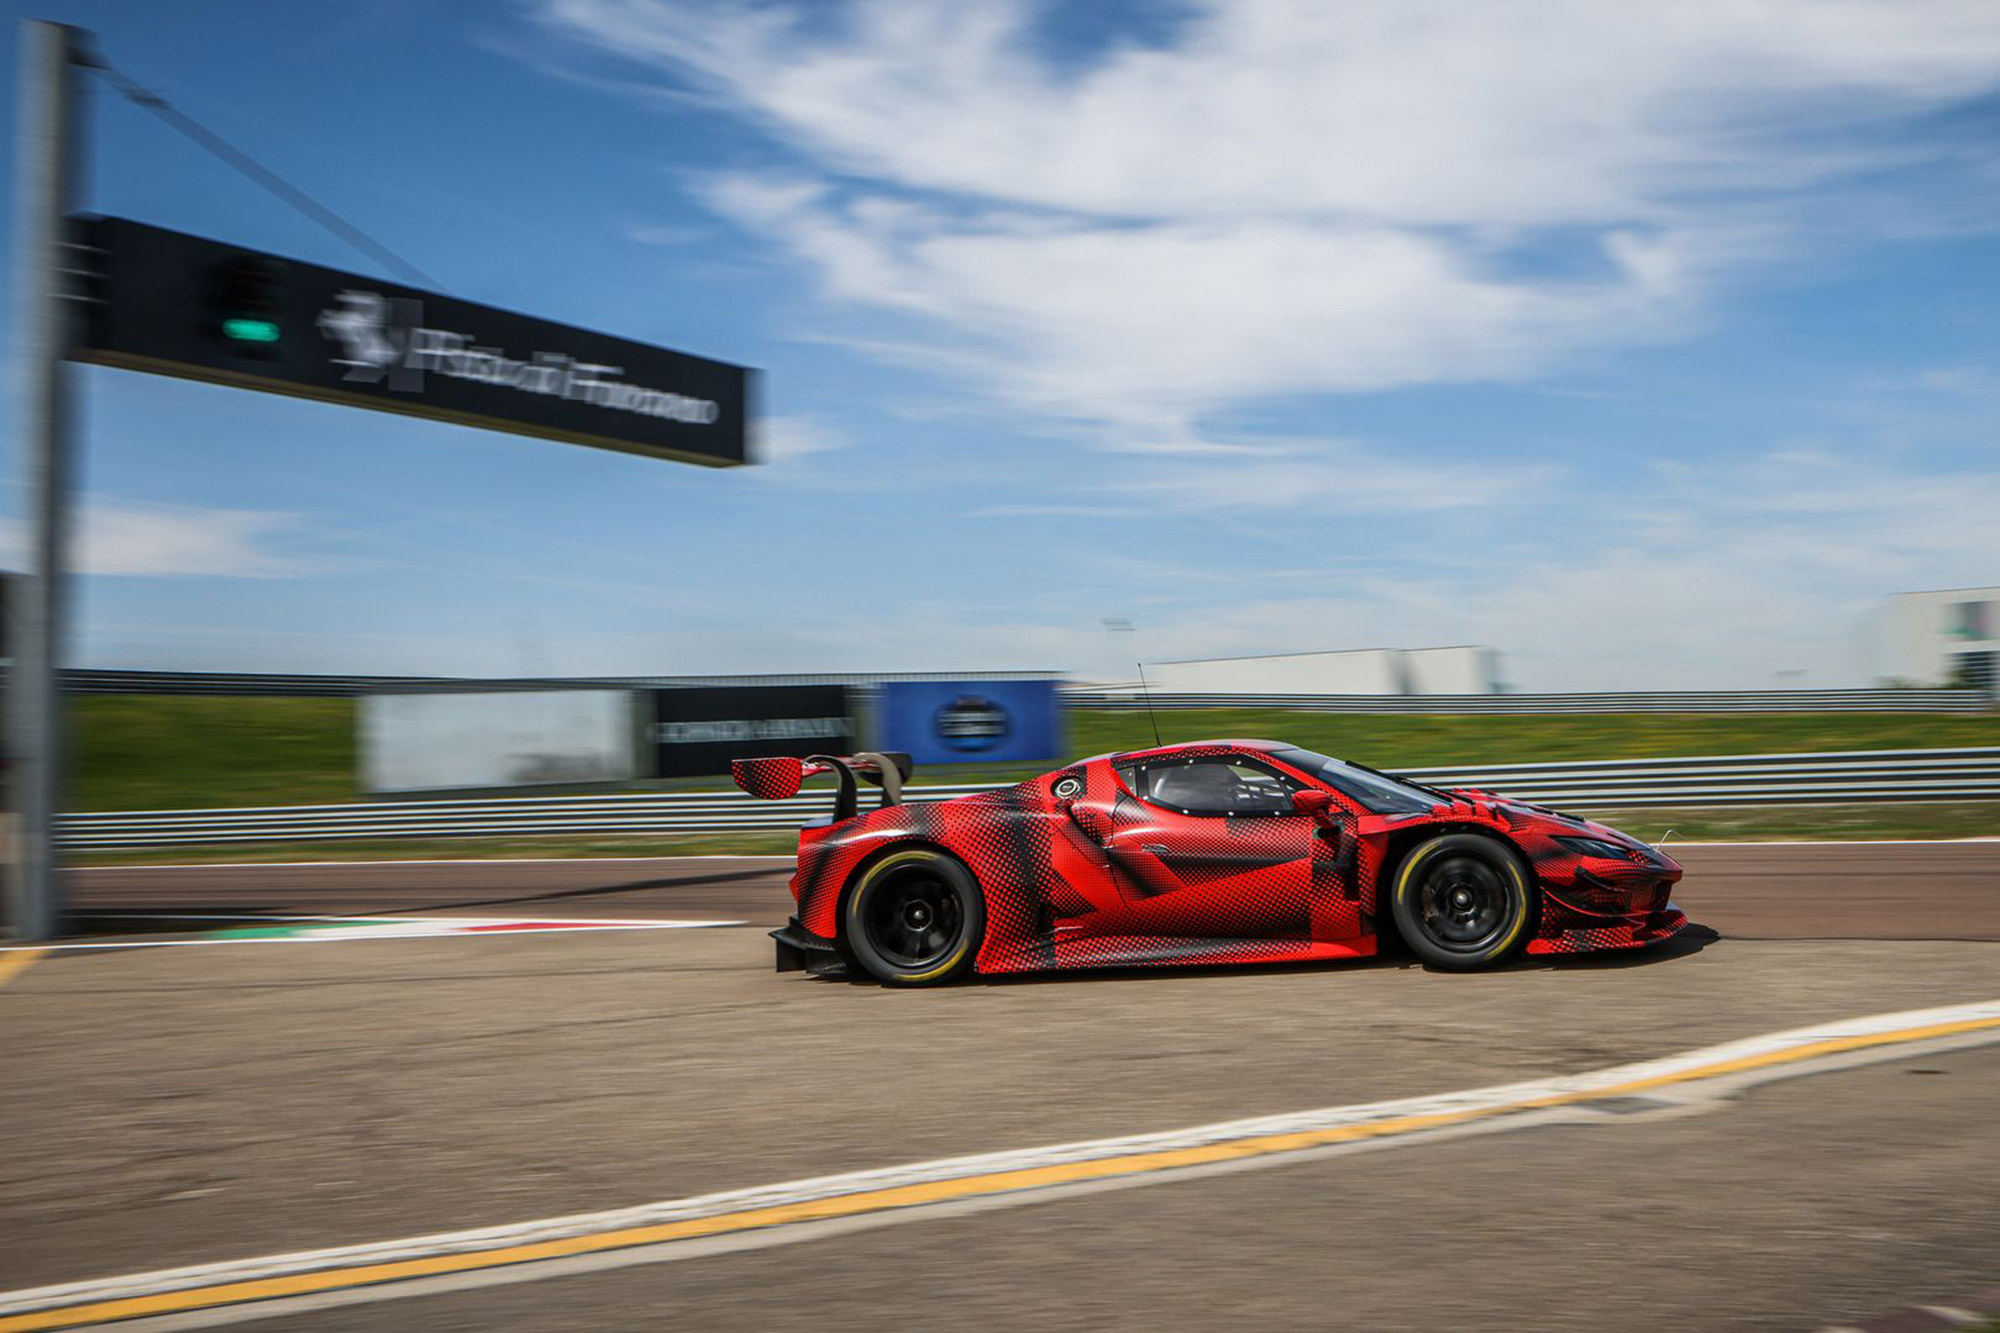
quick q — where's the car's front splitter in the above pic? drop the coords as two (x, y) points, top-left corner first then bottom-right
(1526, 904), (1689, 955)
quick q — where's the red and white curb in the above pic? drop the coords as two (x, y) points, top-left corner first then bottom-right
(0, 914), (743, 952)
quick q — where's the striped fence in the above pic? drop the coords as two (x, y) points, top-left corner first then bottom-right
(10, 670), (1988, 710)
(1064, 688), (1991, 713)
(58, 747), (2000, 849)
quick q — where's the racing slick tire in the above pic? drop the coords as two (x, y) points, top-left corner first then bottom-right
(1389, 833), (1534, 971)
(843, 847), (986, 987)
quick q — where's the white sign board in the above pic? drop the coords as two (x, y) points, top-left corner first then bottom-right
(361, 691), (637, 793)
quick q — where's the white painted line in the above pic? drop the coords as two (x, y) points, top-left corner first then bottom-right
(3, 998), (1997, 1331)
(0, 917), (746, 953)
(1667, 838), (2000, 847)
(74, 855), (795, 870)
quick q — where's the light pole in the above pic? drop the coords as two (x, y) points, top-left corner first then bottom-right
(1100, 617), (1135, 686)
(5, 20), (88, 942)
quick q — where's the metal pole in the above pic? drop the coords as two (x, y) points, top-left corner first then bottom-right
(6, 21), (86, 942)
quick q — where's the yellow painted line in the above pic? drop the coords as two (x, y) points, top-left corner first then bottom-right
(3, 1008), (1997, 1331)
(0, 948), (48, 991)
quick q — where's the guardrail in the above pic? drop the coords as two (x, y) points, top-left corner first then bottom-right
(1064, 689), (1992, 713)
(58, 747), (2000, 849)
(15, 670), (1988, 709)
(31, 668), (1066, 697)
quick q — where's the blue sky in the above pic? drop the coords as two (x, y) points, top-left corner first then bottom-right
(2, 0), (1997, 688)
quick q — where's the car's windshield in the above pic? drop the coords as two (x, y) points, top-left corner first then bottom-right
(1269, 747), (1439, 815)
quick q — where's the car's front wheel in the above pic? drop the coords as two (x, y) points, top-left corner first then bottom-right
(843, 848), (985, 986)
(1389, 833), (1534, 970)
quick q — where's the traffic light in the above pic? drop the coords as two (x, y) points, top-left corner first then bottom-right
(207, 254), (285, 354)
(63, 215), (111, 354)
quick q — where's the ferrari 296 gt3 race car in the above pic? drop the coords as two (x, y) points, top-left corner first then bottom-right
(733, 739), (1686, 986)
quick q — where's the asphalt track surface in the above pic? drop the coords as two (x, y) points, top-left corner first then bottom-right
(62, 840), (2000, 939)
(2, 841), (1995, 1329)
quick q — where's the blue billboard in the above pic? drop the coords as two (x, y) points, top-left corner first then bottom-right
(877, 680), (1063, 767)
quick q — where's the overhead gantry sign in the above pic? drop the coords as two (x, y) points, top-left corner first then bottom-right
(70, 215), (752, 467)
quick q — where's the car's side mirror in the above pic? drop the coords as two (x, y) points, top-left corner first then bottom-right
(1291, 789), (1341, 825)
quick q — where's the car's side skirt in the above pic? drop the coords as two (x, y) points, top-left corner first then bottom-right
(978, 932), (1377, 975)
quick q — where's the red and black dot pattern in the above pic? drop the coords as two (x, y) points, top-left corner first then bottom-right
(731, 758), (808, 801)
(762, 741), (1684, 978)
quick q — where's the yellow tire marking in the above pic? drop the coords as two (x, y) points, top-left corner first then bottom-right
(1395, 837), (1531, 957)
(848, 849), (975, 983)
(0, 948), (47, 992)
(3, 1010), (1996, 1331)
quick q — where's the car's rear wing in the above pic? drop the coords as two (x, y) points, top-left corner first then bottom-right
(730, 752), (915, 820)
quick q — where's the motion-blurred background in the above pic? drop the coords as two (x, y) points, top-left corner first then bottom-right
(4, 9), (2000, 1333)
(2, 1), (1996, 864)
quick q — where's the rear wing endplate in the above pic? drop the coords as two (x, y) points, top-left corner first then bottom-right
(730, 752), (914, 820)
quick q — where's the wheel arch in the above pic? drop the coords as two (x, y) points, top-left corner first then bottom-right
(1379, 820), (1532, 885)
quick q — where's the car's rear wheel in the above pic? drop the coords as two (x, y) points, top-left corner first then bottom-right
(844, 848), (985, 986)
(1389, 833), (1533, 970)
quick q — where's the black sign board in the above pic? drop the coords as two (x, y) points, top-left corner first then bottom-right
(647, 685), (854, 779)
(70, 216), (751, 467)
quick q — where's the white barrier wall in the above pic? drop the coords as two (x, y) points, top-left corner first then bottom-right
(1402, 646), (1501, 694)
(1864, 587), (2000, 691)
(361, 691), (638, 793)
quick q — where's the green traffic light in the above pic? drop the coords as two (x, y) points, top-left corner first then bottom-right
(222, 317), (281, 344)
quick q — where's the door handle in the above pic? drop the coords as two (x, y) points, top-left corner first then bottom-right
(1140, 843), (1171, 856)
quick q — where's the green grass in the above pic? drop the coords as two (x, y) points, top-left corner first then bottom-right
(73, 696), (356, 811)
(66, 695), (2000, 812)
(1063, 709), (2000, 772)
(1579, 802), (1999, 843)
(58, 694), (2000, 863)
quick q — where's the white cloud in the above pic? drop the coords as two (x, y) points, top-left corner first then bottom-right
(752, 413), (847, 464)
(705, 187), (1733, 424)
(540, 0), (2000, 436)
(508, 1), (2000, 689)
(1907, 365), (2000, 396)
(1122, 448), (2000, 688)
(544, 0), (2000, 226)
(1108, 438), (1563, 513)
(0, 498), (321, 578)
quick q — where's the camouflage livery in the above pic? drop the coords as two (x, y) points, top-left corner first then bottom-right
(737, 739), (1685, 977)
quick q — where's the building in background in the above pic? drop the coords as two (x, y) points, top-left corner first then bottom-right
(1401, 646), (1504, 694)
(362, 690), (640, 793)
(1144, 646), (1502, 696)
(1863, 588), (2000, 695)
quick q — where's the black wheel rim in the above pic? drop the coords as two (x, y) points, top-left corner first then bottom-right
(863, 869), (965, 970)
(1415, 854), (1512, 954)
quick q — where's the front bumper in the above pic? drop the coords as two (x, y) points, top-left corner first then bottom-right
(772, 917), (848, 977)
(1527, 902), (1689, 956)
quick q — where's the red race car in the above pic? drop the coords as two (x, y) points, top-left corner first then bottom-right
(733, 739), (1686, 985)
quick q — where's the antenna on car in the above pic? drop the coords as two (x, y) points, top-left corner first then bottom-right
(1135, 661), (1163, 748)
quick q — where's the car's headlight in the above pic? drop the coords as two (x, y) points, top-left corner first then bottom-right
(1553, 835), (1634, 860)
